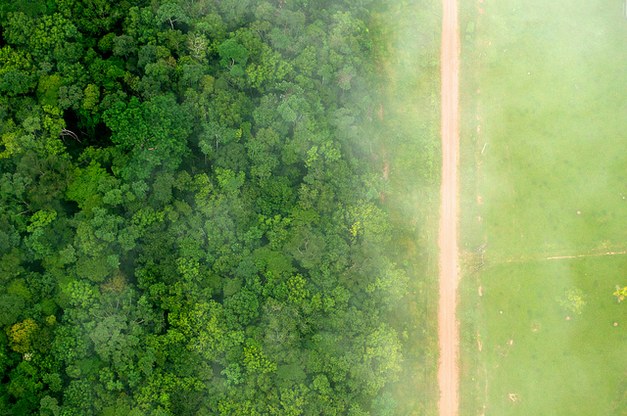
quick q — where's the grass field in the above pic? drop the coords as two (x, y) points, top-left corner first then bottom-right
(369, 1), (441, 414)
(459, 0), (627, 414)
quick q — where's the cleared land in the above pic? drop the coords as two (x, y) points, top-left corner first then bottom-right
(370, 1), (441, 413)
(459, 0), (627, 415)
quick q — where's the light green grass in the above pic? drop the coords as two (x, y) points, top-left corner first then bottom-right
(369, 1), (441, 414)
(460, 0), (627, 414)
(462, 256), (626, 415)
(462, 0), (627, 260)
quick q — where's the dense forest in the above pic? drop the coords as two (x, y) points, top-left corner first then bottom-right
(0, 0), (433, 414)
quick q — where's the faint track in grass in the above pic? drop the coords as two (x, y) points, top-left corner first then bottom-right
(545, 250), (627, 261)
(489, 249), (627, 264)
(437, 0), (460, 415)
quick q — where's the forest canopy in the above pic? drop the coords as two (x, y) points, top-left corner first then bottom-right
(0, 0), (427, 414)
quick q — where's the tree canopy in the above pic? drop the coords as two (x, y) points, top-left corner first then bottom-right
(0, 0), (427, 414)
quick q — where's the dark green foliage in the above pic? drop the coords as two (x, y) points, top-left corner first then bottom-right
(0, 0), (426, 414)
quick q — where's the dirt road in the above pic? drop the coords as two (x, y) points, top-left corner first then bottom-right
(438, 0), (460, 415)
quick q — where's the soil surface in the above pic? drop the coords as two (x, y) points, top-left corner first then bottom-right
(438, 0), (460, 415)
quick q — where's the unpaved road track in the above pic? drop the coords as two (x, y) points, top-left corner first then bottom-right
(438, 0), (460, 415)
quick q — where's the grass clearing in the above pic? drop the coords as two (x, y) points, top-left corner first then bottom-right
(462, 0), (627, 260)
(369, 1), (441, 414)
(460, 0), (627, 414)
(462, 256), (626, 415)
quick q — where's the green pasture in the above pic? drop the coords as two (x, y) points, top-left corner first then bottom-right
(460, 0), (627, 414)
(462, 256), (626, 415)
(369, 1), (441, 414)
(461, 0), (627, 260)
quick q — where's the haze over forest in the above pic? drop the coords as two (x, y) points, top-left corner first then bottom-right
(0, 1), (440, 415)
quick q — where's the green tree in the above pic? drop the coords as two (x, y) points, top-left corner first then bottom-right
(157, 1), (189, 30)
